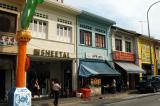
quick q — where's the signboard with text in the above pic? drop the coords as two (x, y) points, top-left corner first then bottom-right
(33, 49), (70, 58)
(113, 51), (134, 62)
(85, 52), (105, 60)
(0, 35), (17, 46)
(141, 44), (150, 63)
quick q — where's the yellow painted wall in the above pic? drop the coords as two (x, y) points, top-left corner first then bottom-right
(137, 38), (157, 75)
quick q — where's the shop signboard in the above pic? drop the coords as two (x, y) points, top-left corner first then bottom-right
(141, 44), (150, 63)
(85, 52), (105, 60)
(113, 51), (134, 61)
(0, 35), (17, 46)
(91, 78), (101, 86)
(33, 49), (70, 58)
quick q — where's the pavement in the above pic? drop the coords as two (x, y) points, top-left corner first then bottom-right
(31, 90), (156, 106)
(1, 90), (160, 106)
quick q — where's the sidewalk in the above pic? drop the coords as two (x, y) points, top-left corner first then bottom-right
(32, 90), (137, 106)
(1, 90), (157, 106)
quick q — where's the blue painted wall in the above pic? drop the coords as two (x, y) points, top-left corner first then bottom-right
(77, 11), (115, 63)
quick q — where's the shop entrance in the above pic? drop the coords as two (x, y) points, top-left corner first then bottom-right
(27, 59), (72, 97)
(142, 63), (152, 75)
(0, 70), (5, 102)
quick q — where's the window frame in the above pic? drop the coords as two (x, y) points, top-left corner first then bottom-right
(57, 24), (72, 43)
(80, 29), (92, 46)
(95, 33), (106, 48)
(29, 18), (48, 39)
(125, 41), (132, 52)
(0, 10), (17, 34)
(115, 38), (122, 51)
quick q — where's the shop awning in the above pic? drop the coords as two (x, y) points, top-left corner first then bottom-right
(79, 61), (120, 77)
(115, 62), (145, 74)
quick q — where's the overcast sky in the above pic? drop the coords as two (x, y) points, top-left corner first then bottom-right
(64, 0), (160, 39)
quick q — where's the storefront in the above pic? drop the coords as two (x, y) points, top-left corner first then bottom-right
(111, 26), (146, 90)
(0, 54), (16, 101)
(78, 59), (120, 95)
(113, 51), (145, 90)
(76, 11), (117, 96)
(115, 61), (145, 89)
(27, 49), (75, 97)
(137, 36), (157, 76)
(0, 0), (22, 101)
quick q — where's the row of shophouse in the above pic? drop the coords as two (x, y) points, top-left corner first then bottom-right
(1, 0), (160, 99)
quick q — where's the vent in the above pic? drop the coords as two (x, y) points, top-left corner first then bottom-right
(95, 28), (105, 33)
(0, 3), (18, 11)
(35, 12), (48, 19)
(80, 24), (92, 30)
(57, 18), (72, 25)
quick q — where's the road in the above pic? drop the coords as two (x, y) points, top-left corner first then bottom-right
(62, 94), (160, 106)
(104, 95), (160, 106)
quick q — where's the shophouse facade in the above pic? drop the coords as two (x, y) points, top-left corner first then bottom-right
(0, 0), (24, 100)
(137, 35), (157, 76)
(111, 26), (145, 90)
(0, 0), (81, 99)
(26, 0), (80, 97)
(155, 41), (160, 75)
(77, 11), (120, 96)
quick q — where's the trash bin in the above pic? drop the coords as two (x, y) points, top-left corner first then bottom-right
(81, 88), (91, 98)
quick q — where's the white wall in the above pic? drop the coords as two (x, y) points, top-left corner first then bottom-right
(27, 5), (77, 59)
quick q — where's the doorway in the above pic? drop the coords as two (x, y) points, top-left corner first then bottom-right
(0, 70), (5, 102)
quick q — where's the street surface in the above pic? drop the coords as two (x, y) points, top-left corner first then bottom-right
(62, 93), (160, 106)
(105, 95), (160, 106)
(1, 92), (160, 106)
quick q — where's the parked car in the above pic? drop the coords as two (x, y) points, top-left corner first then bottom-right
(136, 75), (160, 93)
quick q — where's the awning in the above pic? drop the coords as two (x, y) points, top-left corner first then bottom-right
(115, 62), (145, 74)
(79, 61), (120, 77)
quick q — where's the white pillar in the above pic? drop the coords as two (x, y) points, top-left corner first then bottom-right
(72, 59), (77, 91)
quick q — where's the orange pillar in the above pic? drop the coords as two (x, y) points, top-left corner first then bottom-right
(16, 30), (31, 88)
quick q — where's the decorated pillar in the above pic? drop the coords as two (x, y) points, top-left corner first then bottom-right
(8, 0), (44, 106)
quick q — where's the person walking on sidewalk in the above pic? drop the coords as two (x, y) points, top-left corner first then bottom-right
(53, 79), (61, 106)
(112, 79), (116, 94)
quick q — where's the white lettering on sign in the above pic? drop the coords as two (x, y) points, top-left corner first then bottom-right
(0, 35), (17, 46)
(85, 53), (105, 60)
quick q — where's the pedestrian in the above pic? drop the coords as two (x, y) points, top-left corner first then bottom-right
(53, 79), (61, 106)
(112, 79), (116, 93)
(33, 79), (40, 97)
(50, 79), (55, 97)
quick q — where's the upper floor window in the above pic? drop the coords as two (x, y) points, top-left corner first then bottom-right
(125, 41), (131, 52)
(95, 34), (105, 48)
(80, 30), (92, 46)
(57, 24), (72, 43)
(0, 10), (17, 33)
(29, 19), (48, 39)
(115, 39), (122, 51)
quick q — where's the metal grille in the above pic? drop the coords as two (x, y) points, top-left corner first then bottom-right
(0, 3), (18, 11)
(35, 12), (48, 19)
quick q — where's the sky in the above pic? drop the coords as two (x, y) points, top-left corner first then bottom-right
(64, 0), (160, 39)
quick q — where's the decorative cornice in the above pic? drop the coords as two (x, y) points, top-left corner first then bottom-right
(78, 11), (116, 26)
(44, 0), (81, 15)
